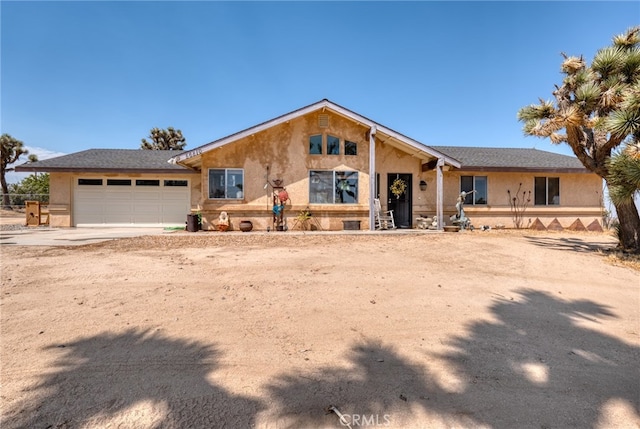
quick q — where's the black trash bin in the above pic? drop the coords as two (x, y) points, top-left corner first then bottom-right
(186, 214), (200, 232)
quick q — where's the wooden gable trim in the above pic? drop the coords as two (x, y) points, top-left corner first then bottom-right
(170, 99), (460, 168)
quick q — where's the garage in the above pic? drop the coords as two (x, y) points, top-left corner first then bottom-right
(74, 177), (190, 226)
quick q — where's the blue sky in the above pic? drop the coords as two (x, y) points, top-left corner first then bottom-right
(2, 1), (639, 183)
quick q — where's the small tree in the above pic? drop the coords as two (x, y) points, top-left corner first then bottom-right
(9, 173), (49, 206)
(507, 183), (532, 229)
(141, 127), (186, 150)
(1, 134), (28, 209)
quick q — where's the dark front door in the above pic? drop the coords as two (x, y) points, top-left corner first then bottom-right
(387, 173), (412, 228)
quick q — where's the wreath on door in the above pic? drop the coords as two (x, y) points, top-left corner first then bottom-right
(390, 178), (407, 199)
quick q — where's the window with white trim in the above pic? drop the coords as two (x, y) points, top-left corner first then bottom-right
(309, 170), (358, 204)
(209, 169), (244, 199)
(460, 176), (487, 205)
(534, 177), (560, 205)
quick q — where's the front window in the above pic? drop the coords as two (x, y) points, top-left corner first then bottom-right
(345, 140), (357, 155)
(209, 169), (244, 199)
(460, 176), (487, 205)
(309, 135), (322, 154)
(535, 177), (560, 205)
(327, 135), (340, 155)
(309, 170), (358, 204)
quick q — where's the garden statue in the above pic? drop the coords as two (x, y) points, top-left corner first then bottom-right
(217, 211), (229, 232)
(450, 190), (475, 230)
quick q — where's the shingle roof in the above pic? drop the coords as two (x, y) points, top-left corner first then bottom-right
(429, 146), (588, 172)
(15, 149), (192, 173)
(15, 145), (589, 174)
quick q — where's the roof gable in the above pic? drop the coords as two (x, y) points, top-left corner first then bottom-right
(170, 99), (460, 168)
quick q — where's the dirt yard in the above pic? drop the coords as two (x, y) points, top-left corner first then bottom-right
(1, 224), (638, 428)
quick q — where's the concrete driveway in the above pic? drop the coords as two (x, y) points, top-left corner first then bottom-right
(0, 226), (172, 246)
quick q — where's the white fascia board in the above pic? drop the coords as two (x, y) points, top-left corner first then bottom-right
(169, 100), (342, 165)
(376, 127), (461, 168)
(168, 99), (460, 168)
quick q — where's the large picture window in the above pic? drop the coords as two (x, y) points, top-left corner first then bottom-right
(309, 170), (358, 204)
(535, 177), (560, 205)
(209, 169), (244, 199)
(460, 176), (487, 205)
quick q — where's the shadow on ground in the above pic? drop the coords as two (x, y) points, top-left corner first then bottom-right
(4, 291), (638, 428)
(524, 235), (616, 254)
(2, 329), (263, 428)
(266, 289), (639, 428)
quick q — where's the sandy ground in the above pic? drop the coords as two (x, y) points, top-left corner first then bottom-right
(1, 210), (639, 428)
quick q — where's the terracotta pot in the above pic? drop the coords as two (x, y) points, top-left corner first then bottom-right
(239, 220), (253, 232)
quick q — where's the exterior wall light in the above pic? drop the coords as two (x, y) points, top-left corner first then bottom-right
(419, 180), (427, 191)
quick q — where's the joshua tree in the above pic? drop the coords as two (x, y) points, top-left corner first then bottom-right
(1, 134), (28, 209)
(141, 127), (186, 150)
(607, 143), (640, 208)
(518, 26), (640, 252)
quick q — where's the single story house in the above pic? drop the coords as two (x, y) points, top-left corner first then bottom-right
(17, 99), (604, 231)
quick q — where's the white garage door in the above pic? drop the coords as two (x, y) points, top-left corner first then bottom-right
(74, 178), (190, 227)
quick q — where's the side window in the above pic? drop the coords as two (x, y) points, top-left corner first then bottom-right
(535, 177), (560, 205)
(460, 176), (487, 205)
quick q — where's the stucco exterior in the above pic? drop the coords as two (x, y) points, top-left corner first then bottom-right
(197, 111), (375, 231)
(194, 108), (603, 231)
(421, 170), (603, 229)
(23, 100), (604, 231)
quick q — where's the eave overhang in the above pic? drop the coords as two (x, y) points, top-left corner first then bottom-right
(453, 166), (591, 173)
(14, 166), (196, 174)
(169, 99), (461, 169)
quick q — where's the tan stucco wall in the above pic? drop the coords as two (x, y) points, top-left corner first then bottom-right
(47, 113), (603, 231)
(418, 170), (604, 229)
(48, 172), (73, 227)
(196, 109), (604, 231)
(199, 111), (377, 231)
(47, 172), (200, 227)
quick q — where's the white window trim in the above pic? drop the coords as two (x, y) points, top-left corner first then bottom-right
(309, 170), (358, 204)
(208, 168), (245, 200)
(460, 175), (487, 205)
(535, 177), (560, 206)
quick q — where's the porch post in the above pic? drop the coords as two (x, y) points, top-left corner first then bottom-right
(436, 158), (444, 230)
(369, 125), (377, 231)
